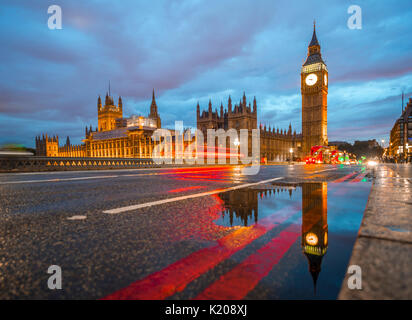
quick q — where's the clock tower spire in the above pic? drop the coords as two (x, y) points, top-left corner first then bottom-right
(301, 23), (328, 156)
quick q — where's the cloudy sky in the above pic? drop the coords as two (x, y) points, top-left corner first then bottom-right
(1, 0), (411, 148)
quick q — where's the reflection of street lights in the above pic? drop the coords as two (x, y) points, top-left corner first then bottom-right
(289, 148), (293, 164)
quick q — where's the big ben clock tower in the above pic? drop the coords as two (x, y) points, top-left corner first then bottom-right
(301, 23), (328, 156)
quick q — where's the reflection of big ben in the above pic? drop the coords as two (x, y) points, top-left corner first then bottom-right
(301, 182), (328, 293)
(301, 23), (328, 156)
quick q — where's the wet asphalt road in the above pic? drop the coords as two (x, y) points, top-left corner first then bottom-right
(0, 164), (369, 299)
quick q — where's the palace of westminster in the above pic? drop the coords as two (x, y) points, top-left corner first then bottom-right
(36, 24), (328, 161)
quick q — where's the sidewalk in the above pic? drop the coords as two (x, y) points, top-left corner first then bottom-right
(339, 164), (412, 299)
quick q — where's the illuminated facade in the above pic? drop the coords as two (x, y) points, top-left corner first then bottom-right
(389, 97), (412, 162)
(198, 24), (329, 161)
(36, 90), (162, 158)
(301, 24), (328, 156)
(197, 93), (302, 162)
(36, 24), (328, 161)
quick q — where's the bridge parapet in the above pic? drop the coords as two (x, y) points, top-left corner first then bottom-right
(0, 156), (157, 172)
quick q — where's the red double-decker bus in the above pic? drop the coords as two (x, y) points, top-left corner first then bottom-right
(306, 146), (342, 164)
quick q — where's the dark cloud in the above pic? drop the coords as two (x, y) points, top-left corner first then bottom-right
(0, 0), (411, 147)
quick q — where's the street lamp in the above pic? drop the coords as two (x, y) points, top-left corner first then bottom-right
(289, 148), (293, 164)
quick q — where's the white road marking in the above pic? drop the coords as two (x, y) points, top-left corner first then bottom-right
(103, 177), (284, 214)
(67, 215), (87, 220)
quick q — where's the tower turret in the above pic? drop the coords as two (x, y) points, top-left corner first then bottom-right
(105, 93), (109, 106)
(98, 86), (123, 131)
(308, 21), (321, 56)
(148, 89), (161, 128)
(118, 96), (123, 112)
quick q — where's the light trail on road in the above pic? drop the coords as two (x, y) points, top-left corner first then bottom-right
(103, 177), (285, 214)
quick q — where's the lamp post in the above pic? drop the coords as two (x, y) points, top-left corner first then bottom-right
(289, 148), (293, 164)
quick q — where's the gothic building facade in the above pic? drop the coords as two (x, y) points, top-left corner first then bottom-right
(197, 24), (327, 161)
(36, 90), (162, 158)
(36, 24), (327, 161)
(197, 93), (302, 161)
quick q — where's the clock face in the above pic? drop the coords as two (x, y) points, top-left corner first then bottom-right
(305, 232), (318, 246)
(305, 73), (317, 86)
(324, 74), (328, 86)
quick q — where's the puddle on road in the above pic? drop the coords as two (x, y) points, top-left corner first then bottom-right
(208, 181), (372, 299)
(101, 179), (372, 301)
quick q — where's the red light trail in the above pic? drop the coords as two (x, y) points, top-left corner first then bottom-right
(102, 204), (301, 300)
(194, 223), (301, 300)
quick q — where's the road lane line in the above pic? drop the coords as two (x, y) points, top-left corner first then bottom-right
(66, 215), (87, 220)
(102, 177), (284, 214)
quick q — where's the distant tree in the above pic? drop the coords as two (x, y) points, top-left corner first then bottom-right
(330, 139), (383, 159)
